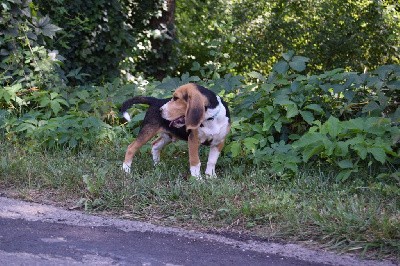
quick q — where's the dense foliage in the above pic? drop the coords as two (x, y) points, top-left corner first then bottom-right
(230, 52), (399, 180)
(35, 0), (176, 82)
(176, 0), (400, 75)
(1, 0), (399, 182)
(0, 0), (64, 89)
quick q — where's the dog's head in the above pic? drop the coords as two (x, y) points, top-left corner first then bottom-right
(161, 84), (208, 130)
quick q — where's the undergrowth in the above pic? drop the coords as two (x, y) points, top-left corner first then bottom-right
(1, 141), (399, 260)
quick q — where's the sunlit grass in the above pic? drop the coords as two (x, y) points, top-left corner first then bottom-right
(0, 141), (399, 260)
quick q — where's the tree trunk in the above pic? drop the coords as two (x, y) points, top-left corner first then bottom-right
(150, 0), (176, 80)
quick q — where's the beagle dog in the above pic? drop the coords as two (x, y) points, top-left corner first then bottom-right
(121, 83), (230, 178)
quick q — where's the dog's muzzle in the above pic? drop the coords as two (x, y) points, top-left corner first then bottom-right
(160, 105), (185, 128)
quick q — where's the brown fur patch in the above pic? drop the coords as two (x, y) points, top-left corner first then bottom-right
(188, 129), (200, 166)
(124, 124), (162, 164)
(163, 84), (208, 130)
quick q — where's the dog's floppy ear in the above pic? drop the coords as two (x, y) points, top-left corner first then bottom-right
(185, 90), (205, 130)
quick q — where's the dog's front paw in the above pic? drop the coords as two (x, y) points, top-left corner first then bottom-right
(205, 166), (217, 178)
(190, 163), (201, 180)
(122, 162), (131, 174)
(205, 173), (217, 179)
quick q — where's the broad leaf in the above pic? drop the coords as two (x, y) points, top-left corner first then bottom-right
(367, 147), (386, 164)
(248, 71), (266, 82)
(286, 104), (299, 118)
(50, 101), (61, 114)
(323, 116), (340, 138)
(305, 104), (324, 114)
(362, 101), (380, 113)
(337, 159), (353, 169)
(300, 110), (315, 125)
(282, 50), (295, 61)
(336, 170), (353, 182)
(289, 61), (307, 72)
(289, 56), (309, 72)
(273, 61), (289, 74)
(243, 137), (259, 152)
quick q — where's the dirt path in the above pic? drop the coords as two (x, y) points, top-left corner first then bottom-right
(0, 197), (395, 266)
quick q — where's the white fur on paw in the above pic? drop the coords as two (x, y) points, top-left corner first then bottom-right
(122, 163), (131, 173)
(190, 163), (201, 179)
(205, 166), (217, 178)
(205, 172), (217, 179)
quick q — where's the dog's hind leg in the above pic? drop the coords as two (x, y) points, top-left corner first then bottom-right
(151, 133), (172, 165)
(123, 124), (161, 173)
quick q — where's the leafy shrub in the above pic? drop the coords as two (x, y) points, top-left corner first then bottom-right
(229, 52), (400, 177)
(177, 0), (400, 75)
(3, 111), (116, 149)
(35, 0), (176, 82)
(293, 116), (400, 181)
(0, 0), (64, 89)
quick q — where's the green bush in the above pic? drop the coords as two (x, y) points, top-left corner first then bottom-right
(293, 116), (399, 181)
(0, 0), (64, 89)
(176, 0), (400, 76)
(35, 0), (176, 82)
(228, 52), (400, 178)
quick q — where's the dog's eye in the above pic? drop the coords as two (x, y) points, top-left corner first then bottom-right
(173, 96), (178, 101)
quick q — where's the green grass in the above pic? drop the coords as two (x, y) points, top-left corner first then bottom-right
(0, 140), (399, 260)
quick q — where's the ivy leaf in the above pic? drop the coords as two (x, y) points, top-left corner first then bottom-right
(292, 56), (310, 63)
(335, 141), (349, 156)
(35, 16), (62, 39)
(191, 62), (201, 71)
(261, 83), (274, 94)
(41, 23), (62, 39)
(302, 144), (324, 162)
(156, 78), (181, 90)
(37, 16), (51, 27)
(76, 90), (90, 100)
(374, 65), (392, 80)
(343, 118), (365, 132)
(377, 92), (389, 108)
(67, 138), (77, 148)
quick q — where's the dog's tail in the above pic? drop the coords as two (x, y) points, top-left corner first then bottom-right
(120, 96), (162, 121)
